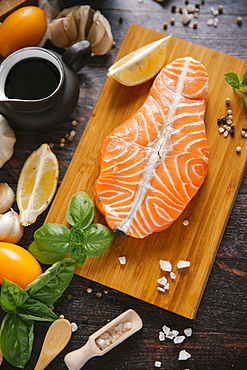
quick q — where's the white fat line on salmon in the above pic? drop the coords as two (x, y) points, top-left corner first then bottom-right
(116, 57), (193, 234)
(173, 130), (206, 147)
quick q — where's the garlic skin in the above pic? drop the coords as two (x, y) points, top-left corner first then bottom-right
(0, 115), (16, 169)
(0, 183), (15, 213)
(49, 5), (113, 56)
(0, 209), (24, 243)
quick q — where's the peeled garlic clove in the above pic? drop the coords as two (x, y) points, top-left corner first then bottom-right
(0, 115), (16, 169)
(0, 209), (24, 243)
(63, 11), (78, 41)
(0, 183), (15, 213)
(49, 18), (73, 48)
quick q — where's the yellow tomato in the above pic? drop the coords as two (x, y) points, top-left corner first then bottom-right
(0, 6), (47, 58)
(0, 242), (42, 289)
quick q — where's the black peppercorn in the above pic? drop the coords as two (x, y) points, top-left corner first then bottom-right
(230, 130), (235, 136)
(222, 116), (227, 124)
(171, 5), (176, 13)
(217, 118), (222, 125)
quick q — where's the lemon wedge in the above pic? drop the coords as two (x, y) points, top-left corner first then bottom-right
(107, 34), (172, 86)
(17, 143), (59, 226)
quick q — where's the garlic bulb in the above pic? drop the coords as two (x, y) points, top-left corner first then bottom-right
(0, 115), (16, 169)
(0, 209), (24, 243)
(49, 5), (113, 56)
(0, 183), (15, 213)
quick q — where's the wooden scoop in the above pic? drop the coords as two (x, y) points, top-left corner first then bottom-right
(34, 319), (72, 370)
(64, 309), (143, 370)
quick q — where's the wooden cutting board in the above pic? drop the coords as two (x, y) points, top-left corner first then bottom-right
(45, 24), (247, 319)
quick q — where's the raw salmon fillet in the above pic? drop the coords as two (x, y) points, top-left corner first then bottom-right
(95, 57), (209, 238)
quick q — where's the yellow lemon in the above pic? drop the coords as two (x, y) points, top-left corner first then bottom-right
(107, 35), (172, 86)
(17, 144), (59, 226)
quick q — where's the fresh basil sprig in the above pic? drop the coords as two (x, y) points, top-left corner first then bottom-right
(223, 69), (247, 106)
(0, 258), (75, 368)
(28, 192), (115, 265)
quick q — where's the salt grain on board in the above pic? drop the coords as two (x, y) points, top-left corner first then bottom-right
(177, 260), (190, 269)
(178, 349), (191, 360)
(71, 322), (78, 332)
(160, 260), (172, 272)
(157, 276), (168, 286)
(172, 330), (179, 337)
(184, 328), (193, 337)
(170, 272), (176, 279)
(158, 286), (166, 293)
(118, 256), (126, 265)
(174, 335), (186, 344)
(166, 331), (175, 340)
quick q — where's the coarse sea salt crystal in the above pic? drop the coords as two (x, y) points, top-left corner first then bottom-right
(154, 361), (162, 368)
(177, 260), (190, 269)
(162, 325), (170, 335)
(71, 322), (78, 332)
(174, 335), (186, 344)
(178, 349), (191, 361)
(160, 260), (172, 272)
(172, 330), (179, 337)
(157, 276), (168, 286)
(124, 322), (132, 330)
(165, 282), (170, 290)
(158, 286), (166, 293)
(166, 331), (175, 340)
(159, 331), (165, 341)
(184, 327), (193, 337)
(207, 18), (214, 26)
(219, 127), (224, 133)
(170, 272), (176, 279)
(119, 256), (126, 265)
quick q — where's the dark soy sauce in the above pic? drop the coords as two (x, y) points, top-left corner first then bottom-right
(5, 57), (60, 100)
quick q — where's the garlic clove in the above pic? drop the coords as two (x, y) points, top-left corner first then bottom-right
(37, 0), (60, 47)
(87, 10), (106, 47)
(49, 18), (73, 48)
(0, 209), (24, 243)
(63, 11), (78, 41)
(78, 5), (91, 41)
(90, 14), (113, 55)
(0, 183), (15, 213)
(85, 7), (95, 36)
(0, 115), (16, 169)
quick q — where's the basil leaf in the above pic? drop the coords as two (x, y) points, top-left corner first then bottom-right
(0, 278), (29, 312)
(70, 247), (87, 266)
(70, 225), (84, 244)
(29, 241), (67, 265)
(66, 192), (94, 229)
(0, 312), (34, 368)
(25, 258), (75, 306)
(82, 224), (115, 257)
(34, 223), (72, 252)
(17, 298), (58, 322)
(241, 68), (247, 88)
(223, 72), (240, 89)
(240, 90), (247, 106)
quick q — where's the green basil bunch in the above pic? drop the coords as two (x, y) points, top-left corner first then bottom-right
(0, 258), (75, 368)
(223, 69), (247, 106)
(28, 192), (115, 265)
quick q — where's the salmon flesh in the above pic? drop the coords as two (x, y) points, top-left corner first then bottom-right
(95, 57), (210, 238)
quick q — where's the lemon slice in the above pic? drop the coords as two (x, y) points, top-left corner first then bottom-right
(17, 143), (59, 226)
(107, 34), (172, 86)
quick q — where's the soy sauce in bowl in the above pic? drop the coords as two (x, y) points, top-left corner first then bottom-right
(5, 57), (60, 100)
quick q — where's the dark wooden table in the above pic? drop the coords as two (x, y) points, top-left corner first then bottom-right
(0, 1), (247, 369)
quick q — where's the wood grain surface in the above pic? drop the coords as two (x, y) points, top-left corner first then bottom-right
(45, 23), (247, 319)
(0, 0), (246, 369)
